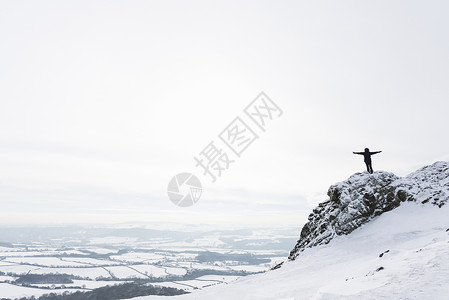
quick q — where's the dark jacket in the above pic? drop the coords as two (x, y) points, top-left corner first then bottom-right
(353, 150), (381, 163)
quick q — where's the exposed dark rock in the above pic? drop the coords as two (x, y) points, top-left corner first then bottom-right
(379, 250), (390, 258)
(271, 261), (284, 270)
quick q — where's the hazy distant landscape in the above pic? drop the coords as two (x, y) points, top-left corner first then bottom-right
(0, 225), (296, 299)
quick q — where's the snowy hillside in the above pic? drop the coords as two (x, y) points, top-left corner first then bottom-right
(289, 161), (449, 259)
(134, 162), (449, 300)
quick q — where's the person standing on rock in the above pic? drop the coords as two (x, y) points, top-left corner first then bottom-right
(353, 148), (382, 174)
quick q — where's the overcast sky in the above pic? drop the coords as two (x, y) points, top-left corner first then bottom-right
(1, 0), (448, 227)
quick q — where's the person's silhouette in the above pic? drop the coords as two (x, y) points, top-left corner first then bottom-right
(353, 148), (382, 174)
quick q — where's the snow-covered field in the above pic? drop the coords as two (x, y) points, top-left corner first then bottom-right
(29, 266), (111, 279)
(135, 202), (449, 300)
(110, 252), (166, 263)
(3, 257), (91, 267)
(0, 283), (78, 299)
(0, 226), (291, 299)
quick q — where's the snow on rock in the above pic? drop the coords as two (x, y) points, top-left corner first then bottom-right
(288, 161), (449, 260)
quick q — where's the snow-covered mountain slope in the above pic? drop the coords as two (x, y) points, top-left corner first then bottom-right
(289, 161), (449, 260)
(135, 162), (449, 300)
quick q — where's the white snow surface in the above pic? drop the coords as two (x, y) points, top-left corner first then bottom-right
(134, 202), (449, 300)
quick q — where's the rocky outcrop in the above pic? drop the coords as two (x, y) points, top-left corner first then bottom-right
(288, 161), (449, 260)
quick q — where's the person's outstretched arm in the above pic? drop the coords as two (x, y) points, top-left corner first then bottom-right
(370, 151), (382, 155)
(353, 152), (364, 155)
